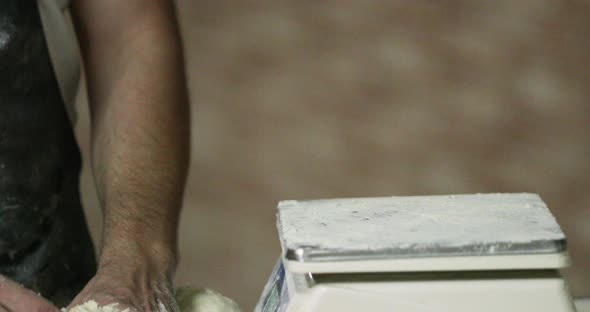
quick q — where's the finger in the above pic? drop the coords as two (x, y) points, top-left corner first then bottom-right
(154, 287), (179, 312)
(156, 299), (179, 312)
(0, 302), (11, 312)
(0, 277), (59, 312)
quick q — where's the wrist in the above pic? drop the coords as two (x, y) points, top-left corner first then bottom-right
(98, 229), (178, 279)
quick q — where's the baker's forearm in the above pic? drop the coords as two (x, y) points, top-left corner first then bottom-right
(92, 50), (189, 266)
(72, 1), (189, 270)
(95, 79), (189, 269)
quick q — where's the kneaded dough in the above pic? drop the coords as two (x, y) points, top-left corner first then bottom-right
(176, 287), (242, 312)
(64, 288), (242, 312)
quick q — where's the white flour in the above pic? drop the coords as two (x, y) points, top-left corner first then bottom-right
(63, 301), (128, 312)
(278, 193), (565, 256)
(64, 288), (242, 312)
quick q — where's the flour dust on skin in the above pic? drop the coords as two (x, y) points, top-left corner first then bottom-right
(63, 301), (129, 312)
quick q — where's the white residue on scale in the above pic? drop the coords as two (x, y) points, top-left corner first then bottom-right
(277, 193), (565, 255)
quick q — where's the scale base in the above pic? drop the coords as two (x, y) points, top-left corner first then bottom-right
(290, 271), (574, 312)
(255, 259), (577, 312)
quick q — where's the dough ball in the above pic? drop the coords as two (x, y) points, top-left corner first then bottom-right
(176, 287), (242, 312)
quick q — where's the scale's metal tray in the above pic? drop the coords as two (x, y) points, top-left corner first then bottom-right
(277, 193), (566, 263)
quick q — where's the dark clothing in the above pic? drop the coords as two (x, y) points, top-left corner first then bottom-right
(0, 0), (95, 305)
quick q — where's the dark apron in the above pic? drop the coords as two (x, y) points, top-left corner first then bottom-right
(0, 0), (96, 306)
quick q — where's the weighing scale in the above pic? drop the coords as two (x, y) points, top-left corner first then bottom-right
(255, 193), (581, 312)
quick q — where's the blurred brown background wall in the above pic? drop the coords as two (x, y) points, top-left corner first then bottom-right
(75, 1), (590, 310)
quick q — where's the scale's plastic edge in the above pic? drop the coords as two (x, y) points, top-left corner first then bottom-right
(284, 252), (570, 274)
(285, 238), (567, 263)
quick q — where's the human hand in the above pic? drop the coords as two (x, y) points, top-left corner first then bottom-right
(0, 275), (59, 312)
(67, 258), (179, 312)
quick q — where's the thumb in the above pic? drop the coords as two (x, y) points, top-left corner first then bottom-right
(0, 275), (59, 312)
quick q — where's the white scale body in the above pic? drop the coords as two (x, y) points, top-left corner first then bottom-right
(255, 193), (586, 312)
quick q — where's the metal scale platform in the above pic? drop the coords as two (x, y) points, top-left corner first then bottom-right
(255, 193), (579, 312)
